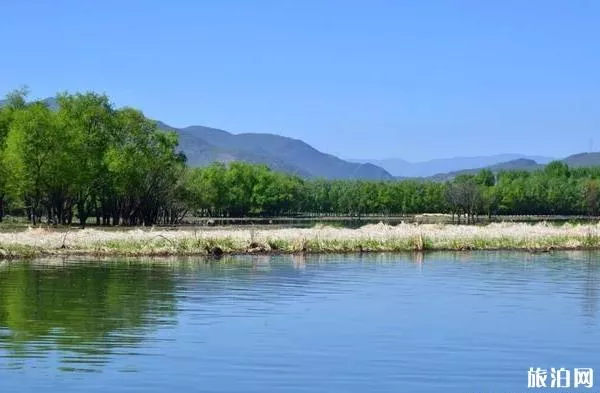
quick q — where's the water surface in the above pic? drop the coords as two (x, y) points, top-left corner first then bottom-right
(1, 252), (599, 392)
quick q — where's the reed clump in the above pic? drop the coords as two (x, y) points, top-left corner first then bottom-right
(0, 222), (599, 259)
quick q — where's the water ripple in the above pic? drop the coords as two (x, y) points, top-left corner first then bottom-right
(1, 251), (599, 393)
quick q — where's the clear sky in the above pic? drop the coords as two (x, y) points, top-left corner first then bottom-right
(1, 0), (598, 161)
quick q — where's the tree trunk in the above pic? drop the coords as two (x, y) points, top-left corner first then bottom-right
(77, 202), (88, 228)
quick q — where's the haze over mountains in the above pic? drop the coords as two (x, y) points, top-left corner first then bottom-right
(156, 120), (600, 181)
(160, 122), (394, 180)
(423, 153), (600, 181)
(350, 154), (555, 178)
(138, 120), (600, 181)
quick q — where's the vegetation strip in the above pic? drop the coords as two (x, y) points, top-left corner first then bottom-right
(0, 222), (599, 259)
(1, 90), (600, 228)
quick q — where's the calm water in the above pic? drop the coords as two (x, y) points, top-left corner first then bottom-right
(1, 252), (599, 392)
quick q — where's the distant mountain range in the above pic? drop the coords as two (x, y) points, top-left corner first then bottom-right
(4, 97), (600, 181)
(426, 153), (600, 181)
(160, 122), (394, 180)
(350, 154), (555, 177)
(147, 123), (600, 181)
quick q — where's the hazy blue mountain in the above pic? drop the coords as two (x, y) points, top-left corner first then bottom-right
(562, 152), (600, 168)
(160, 123), (393, 180)
(352, 154), (555, 177)
(425, 153), (600, 181)
(428, 158), (542, 181)
(41, 97), (59, 110)
(174, 125), (312, 177)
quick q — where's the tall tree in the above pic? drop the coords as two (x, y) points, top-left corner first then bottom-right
(4, 101), (73, 224)
(105, 108), (185, 225)
(56, 92), (116, 226)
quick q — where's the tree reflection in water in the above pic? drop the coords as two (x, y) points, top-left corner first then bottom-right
(0, 261), (178, 372)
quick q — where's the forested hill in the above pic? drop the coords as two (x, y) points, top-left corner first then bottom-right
(563, 153), (600, 167)
(155, 122), (312, 177)
(159, 122), (393, 180)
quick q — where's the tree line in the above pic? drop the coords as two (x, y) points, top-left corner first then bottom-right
(184, 161), (600, 222)
(1, 89), (599, 225)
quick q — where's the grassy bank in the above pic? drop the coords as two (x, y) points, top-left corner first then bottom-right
(0, 222), (599, 260)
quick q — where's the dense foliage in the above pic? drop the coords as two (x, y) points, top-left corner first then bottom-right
(184, 163), (600, 222)
(1, 89), (599, 225)
(0, 89), (185, 225)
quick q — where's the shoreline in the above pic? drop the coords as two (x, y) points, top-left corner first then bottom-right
(0, 222), (599, 260)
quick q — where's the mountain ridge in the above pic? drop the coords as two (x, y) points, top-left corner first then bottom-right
(159, 122), (394, 180)
(351, 154), (556, 177)
(426, 153), (600, 181)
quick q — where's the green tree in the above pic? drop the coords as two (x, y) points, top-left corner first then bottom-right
(56, 92), (116, 225)
(476, 169), (495, 187)
(0, 88), (31, 221)
(4, 101), (73, 224)
(544, 160), (570, 178)
(106, 108), (185, 225)
(584, 179), (600, 216)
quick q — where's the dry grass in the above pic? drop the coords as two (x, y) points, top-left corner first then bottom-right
(0, 222), (599, 259)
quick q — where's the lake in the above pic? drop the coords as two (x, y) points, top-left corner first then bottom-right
(1, 252), (599, 392)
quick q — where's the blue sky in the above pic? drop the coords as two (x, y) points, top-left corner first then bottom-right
(1, 0), (598, 161)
